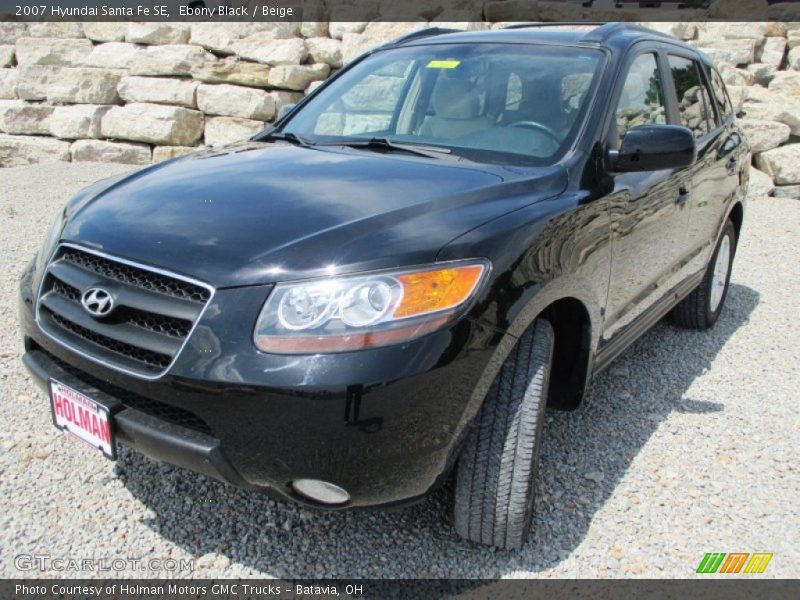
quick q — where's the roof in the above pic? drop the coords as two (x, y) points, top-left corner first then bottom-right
(391, 22), (700, 56)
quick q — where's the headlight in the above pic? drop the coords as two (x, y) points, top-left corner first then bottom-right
(254, 260), (490, 354)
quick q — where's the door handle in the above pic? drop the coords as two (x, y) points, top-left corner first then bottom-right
(677, 186), (691, 205)
(726, 156), (738, 175)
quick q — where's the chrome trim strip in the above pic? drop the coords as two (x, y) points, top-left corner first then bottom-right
(35, 242), (216, 381)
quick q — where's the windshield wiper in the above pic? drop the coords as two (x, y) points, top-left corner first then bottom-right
(252, 130), (314, 147)
(316, 137), (453, 159)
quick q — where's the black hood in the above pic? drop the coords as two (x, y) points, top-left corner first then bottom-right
(62, 142), (566, 287)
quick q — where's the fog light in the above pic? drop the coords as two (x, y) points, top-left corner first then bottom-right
(291, 479), (350, 505)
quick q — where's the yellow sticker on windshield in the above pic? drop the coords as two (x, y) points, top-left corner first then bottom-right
(426, 60), (461, 69)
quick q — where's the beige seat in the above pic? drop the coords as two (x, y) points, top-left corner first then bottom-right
(418, 79), (494, 139)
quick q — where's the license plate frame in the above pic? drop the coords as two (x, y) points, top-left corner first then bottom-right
(49, 379), (116, 460)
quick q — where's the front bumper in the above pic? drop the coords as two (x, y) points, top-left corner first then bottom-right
(19, 261), (506, 509)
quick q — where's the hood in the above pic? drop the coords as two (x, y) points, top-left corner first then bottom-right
(62, 142), (566, 287)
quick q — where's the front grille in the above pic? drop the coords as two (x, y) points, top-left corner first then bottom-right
(43, 348), (214, 437)
(37, 244), (213, 378)
(61, 248), (211, 303)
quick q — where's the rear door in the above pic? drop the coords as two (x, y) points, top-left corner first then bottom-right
(602, 49), (692, 341)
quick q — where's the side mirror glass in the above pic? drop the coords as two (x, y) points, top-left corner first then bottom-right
(610, 124), (697, 173)
(277, 103), (297, 121)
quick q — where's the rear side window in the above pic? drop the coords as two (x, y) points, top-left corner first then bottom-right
(708, 66), (733, 121)
(614, 53), (666, 144)
(668, 55), (714, 137)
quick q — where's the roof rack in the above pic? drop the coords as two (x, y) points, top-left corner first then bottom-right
(387, 27), (462, 47)
(581, 22), (675, 43)
(502, 22), (677, 44)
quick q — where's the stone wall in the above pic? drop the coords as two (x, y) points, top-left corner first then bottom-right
(0, 20), (798, 196)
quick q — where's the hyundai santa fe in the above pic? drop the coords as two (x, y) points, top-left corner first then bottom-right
(19, 23), (749, 549)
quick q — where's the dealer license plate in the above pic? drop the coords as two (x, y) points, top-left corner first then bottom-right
(50, 380), (115, 459)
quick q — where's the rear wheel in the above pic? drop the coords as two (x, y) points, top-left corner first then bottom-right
(453, 318), (554, 549)
(671, 220), (736, 330)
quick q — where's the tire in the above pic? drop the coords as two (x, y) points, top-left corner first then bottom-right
(671, 220), (736, 330)
(453, 318), (554, 549)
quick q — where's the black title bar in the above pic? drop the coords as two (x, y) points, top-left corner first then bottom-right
(1, 0), (799, 22)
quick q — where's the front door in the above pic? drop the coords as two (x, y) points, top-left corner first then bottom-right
(602, 50), (692, 341)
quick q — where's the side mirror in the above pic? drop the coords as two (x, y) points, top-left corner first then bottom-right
(609, 124), (696, 173)
(277, 103), (296, 121)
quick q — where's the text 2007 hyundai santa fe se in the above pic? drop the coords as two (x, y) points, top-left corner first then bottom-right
(19, 24), (749, 549)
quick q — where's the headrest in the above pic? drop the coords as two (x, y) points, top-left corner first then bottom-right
(431, 79), (481, 120)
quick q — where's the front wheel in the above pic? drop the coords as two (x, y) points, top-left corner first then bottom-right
(453, 318), (554, 549)
(671, 220), (737, 330)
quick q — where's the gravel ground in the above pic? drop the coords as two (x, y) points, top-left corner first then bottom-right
(1, 162), (798, 579)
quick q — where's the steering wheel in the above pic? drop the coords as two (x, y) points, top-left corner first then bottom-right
(507, 121), (561, 146)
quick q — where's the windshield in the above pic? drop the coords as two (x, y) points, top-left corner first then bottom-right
(281, 43), (603, 166)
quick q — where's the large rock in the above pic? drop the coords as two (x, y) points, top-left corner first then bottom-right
(27, 23), (84, 38)
(0, 102), (53, 135)
(362, 22), (429, 40)
(743, 94), (800, 134)
(0, 133), (70, 167)
(301, 21), (329, 38)
(267, 63), (330, 91)
(755, 144), (800, 185)
(307, 37), (343, 68)
(697, 22), (766, 42)
(788, 47), (800, 71)
(231, 29), (299, 61)
(696, 39), (756, 66)
(189, 23), (257, 55)
(47, 68), (122, 104)
(50, 105), (111, 139)
(342, 33), (383, 64)
(71, 139), (151, 165)
(306, 81), (324, 94)
(747, 167), (775, 198)
(0, 23), (27, 45)
(789, 30), (800, 50)
(130, 45), (216, 77)
(24, 23), (81, 38)
(15, 37), (93, 67)
(196, 84), (275, 120)
(328, 22), (368, 40)
(84, 43), (144, 70)
(738, 118), (791, 153)
(16, 66), (61, 101)
(152, 146), (197, 163)
(758, 36), (787, 68)
(233, 37), (307, 66)
(726, 85), (746, 115)
(745, 63), (775, 86)
(769, 71), (800, 96)
(118, 76), (198, 108)
(773, 184), (800, 199)
(0, 69), (17, 99)
(126, 23), (190, 45)
(192, 60), (270, 88)
(269, 90), (304, 113)
(102, 103), (204, 145)
(82, 23), (127, 42)
(0, 45), (13, 68)
(719, 63), (754, 87)
(744, 84), (775, 104)
(204, 116), (264, 147)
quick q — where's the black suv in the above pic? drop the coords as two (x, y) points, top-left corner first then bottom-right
(19, 23), (748, 549)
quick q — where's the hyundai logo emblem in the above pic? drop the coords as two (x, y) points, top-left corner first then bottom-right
(81, 287), (115, 317)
